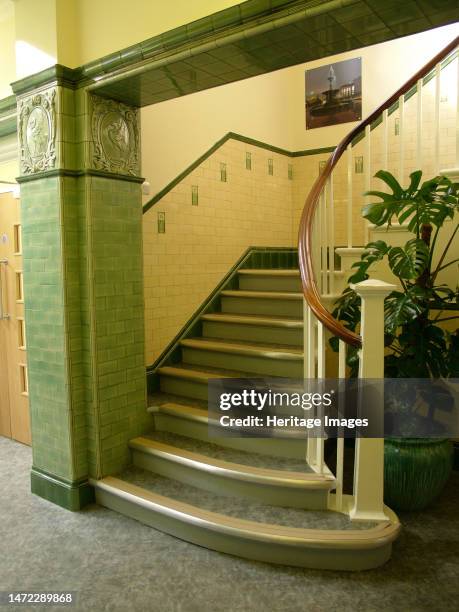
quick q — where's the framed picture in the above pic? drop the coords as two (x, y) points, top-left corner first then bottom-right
(305, 58), (362, 129)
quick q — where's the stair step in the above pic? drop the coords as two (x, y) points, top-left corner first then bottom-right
(201, 313), (303, 346)
(149, 400), (308, 459)
(221, 290), (303, 317)
(238, 269), (300, 276)
(238, 269), (301, 292)
(221, 290), (303, 300)
(92, 472), (400, 570)
(180, 337), (302, 374)
(201, 313), (303, 328)
(180, 337), (303, 377)
(157, 364), (248, 400)
(130, 433), (334, 509)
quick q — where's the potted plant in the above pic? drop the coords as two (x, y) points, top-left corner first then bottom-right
(331, 169), (458, 510)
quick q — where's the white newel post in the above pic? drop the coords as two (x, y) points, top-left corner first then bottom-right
(349, 279), (396, 522)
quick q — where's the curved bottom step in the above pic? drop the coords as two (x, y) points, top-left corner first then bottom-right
(92, 476), (401, 571)
(130, 433), (335, 510)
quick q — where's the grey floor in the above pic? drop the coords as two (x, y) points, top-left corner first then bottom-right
(1, 437), (458, 612)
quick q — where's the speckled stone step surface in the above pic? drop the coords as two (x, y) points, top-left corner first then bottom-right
(115, 465), (375, 531)
(142, 430), (313, 473)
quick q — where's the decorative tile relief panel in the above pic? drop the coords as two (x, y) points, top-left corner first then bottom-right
(90, 95), (140, 176)
(18, 89), (57, 175)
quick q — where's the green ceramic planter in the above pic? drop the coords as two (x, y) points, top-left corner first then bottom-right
(384, 438), (453, 511)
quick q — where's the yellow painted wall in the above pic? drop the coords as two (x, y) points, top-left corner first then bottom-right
(75, 0), (242, 66)
(0, 134), (18, 183)
(14, 0), (58, 79)
(141, 23), (459, 196)
(0, 1), (16, 98)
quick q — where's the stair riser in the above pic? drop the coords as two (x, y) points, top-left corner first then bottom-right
(202, 321), (303, 346)
(181, 347), (303, 377)
(160, 376), (208, 401)
(94, 487), (394, 570)
(221, 296), (303, 318)
(238, 276), (302, 292)
(154, 412), (307, 459)
(132, 449), (329, 510)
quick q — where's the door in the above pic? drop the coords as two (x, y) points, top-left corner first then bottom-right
(0, 190), (31, 445)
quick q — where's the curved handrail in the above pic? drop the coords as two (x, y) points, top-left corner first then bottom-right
(298, 36), (459, 349)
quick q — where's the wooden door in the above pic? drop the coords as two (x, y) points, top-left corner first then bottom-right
(0, 190), (31, 445)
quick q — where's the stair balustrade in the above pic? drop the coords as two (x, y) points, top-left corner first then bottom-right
(299, 36), (459, 519)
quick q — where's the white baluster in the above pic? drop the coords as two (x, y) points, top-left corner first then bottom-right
(305, 304), (317, 466)
(349, 279), (396, 522)
(315, 197), (323, 294)
(382, 109), (388, 170)
(416, 78), (423, 170)
(347, 145), (353, 248)
(335, 339), (346, 512)
(328, 174), (335, 295)
(364, 124), (371, 243)
(435, 62), (441, 174)
(398, 94), (404, 183)
(320, 189), (327, 294)
(315, 320), (326, 474)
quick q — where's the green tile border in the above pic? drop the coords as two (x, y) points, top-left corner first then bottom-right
(11, 65), (77, 97)
(16, 168), (145, 185)
(143, 132), (335, 213)
(0, 95), (16, 137)
(31, 467), (95, 511)
(146, 246), (298, 392)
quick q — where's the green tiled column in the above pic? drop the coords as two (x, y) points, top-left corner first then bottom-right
(15, 74), (150, 509)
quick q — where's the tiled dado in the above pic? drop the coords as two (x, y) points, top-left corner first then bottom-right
(17, 81), (149, 508)
(143, 137), (299, 365)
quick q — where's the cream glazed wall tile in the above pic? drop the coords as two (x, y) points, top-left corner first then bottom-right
(143, 138), (294, 364)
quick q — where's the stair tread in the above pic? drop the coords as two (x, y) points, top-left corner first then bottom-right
(238, 269), (300, 276)
(180, 337), (303, 358)
(157, 363), (254, 381)
(110, 467), (381, 534)
(150, 400), (311, 440)
(221, 290), (303, 300)
(201, 313), (303, 328)
(132, 430), (318, 475)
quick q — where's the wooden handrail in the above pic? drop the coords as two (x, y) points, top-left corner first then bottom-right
(298, 36), (459, 349)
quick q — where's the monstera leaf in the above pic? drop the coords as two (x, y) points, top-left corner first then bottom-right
(363, 171), (458, 232)
(362, 170), (418, 227)
(388, 238), (429, 280)
(331, 168), (458, 380)
(348, 240), (390, 283)
(384, 286), (427, 334)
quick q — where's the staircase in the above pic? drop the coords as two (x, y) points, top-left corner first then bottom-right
(92, 252), (400, 571)
(92, 38), (458, 571)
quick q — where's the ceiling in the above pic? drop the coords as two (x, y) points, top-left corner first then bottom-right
(89, 0), (458, 107)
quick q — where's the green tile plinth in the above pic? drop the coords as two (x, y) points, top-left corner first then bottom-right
(31, 467), (94, 511)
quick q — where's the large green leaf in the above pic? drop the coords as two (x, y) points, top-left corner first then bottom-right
(348, 240), (390, 283)
(384, 286), (426, 334)
(388, 238), (429, 280)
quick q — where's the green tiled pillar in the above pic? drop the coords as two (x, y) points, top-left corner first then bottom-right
(14, 71), (150, 510)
